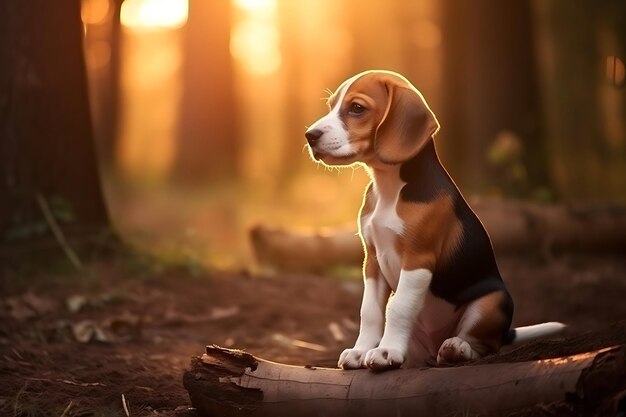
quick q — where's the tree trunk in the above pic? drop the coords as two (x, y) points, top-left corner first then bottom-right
(0, 1), (110, 252)
(440, 0), (547, 195)
(184, 344), (625, 417)
(84, 0), (122, 170)
(532, 0), (626, 202)
(174, 0), (238, 182)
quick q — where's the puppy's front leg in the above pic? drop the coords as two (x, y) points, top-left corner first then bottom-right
(365, 268), (432, 370)
(338, 274), (391, 369)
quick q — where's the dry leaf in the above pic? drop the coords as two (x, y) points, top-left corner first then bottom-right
(5, 297), (37, 321)
(210, 306), (239, 320)
(271, 333), (295, 349)
(106, 312), (142, 340)
(72, 320), (111, 343)
(291, 339), (327, 352)
(21, 292), (57, 315)
(271, 334), (327, 352)
(5, 292), (57, 321)
(328, 322), (345, 342)
(66, 295), (88, 313)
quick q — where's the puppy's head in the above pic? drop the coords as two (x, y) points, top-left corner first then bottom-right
(305, 70), (440, 166)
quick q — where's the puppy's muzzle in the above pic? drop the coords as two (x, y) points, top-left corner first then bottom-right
(305, 128), (323, 146)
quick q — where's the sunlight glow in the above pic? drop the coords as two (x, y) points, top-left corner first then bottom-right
(120, 0), (188, 30)
(117, 29), (183, 180)
(233, 0), (276, 16)
(538, 347), (613, 367)
(231, 0), (281, 77)
(81, 0), (111, 25)
(231, 21), (282, 77)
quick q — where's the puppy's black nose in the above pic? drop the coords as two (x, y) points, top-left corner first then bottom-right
(305, 128), (323, 146)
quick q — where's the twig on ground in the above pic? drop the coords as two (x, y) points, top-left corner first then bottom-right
(24, 377), (106, 387)
(59, 400), (73, 417)
(36, 193), (83, 270)
(121, 393), (130, 417)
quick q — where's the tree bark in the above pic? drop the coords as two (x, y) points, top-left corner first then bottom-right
(0, 0), (110, 252)
(184, 344), (625, 417)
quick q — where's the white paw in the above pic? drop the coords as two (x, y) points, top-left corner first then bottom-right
(364, 347), (404, 371)
(437, 337), (476, 365)
(338, 348), (368, 369)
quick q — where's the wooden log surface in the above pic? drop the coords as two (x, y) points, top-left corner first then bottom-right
(183, 344), (626, 417)
(250, 201), (626, 273)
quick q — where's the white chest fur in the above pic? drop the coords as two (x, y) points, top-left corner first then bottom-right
(360, 171), (406, 290)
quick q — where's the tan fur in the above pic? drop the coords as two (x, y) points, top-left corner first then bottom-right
(318, 72), (439, 167)
(458, 291), (511, 355)
(374, 81), (439, 164)
(395, 196), (463, 272)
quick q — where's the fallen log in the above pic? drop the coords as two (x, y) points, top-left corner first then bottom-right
(250, 201), (626, 273)
(472, 200), (626, 254)
(183, 344), (626, 417)
(249, 225), (363, 274)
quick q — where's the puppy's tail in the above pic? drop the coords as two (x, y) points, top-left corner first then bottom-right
(505, 322), (566, 345)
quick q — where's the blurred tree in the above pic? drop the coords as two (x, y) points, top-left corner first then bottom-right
(0, 0), (110, 250)
(277, 0), (306, 183)
(533, 0), (626, 202)
(174, 0), (239, 183)
(85, 0), (123, 169)
(440, 0), (547, 196)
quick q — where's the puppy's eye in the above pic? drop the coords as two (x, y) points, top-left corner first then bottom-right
(348, 102), (366, 115)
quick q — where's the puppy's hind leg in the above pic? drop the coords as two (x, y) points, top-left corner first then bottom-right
(437, 290), (512, 365)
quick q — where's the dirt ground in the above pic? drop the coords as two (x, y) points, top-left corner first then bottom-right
(1, 253), (625, 416)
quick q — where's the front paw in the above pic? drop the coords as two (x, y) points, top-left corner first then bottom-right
(364, 347), (404, 371)
(338, 348), (368, 369)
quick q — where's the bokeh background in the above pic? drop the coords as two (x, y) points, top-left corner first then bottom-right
(81, 0), (624, 268)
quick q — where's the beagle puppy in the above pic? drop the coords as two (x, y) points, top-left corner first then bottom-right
(305, 70), (564, 370)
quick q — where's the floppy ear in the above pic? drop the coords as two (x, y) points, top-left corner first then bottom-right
(374, 82), (440, 164)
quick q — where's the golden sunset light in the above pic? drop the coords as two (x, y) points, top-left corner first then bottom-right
(3, 1), (626, 414)
(77, 0), (626, 278)
(120, 0), (188, 30)
(231, 0), (281, 77)
(230, 20), (282, 77)
(81, 0), (111, 25)
(233, 0), (276, 15)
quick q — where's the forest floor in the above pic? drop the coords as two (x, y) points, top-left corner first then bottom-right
(1, 253), (625, 416)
